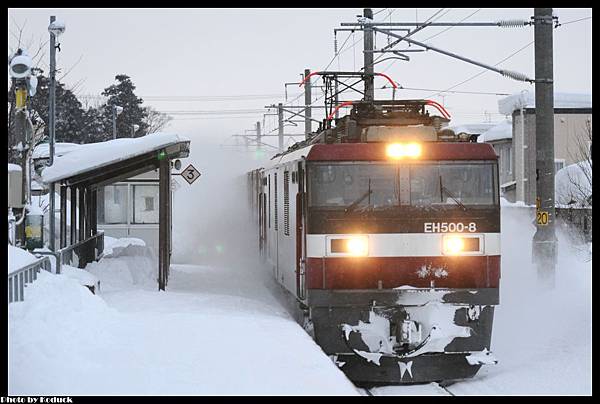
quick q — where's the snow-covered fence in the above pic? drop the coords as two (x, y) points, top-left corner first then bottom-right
(35, 231), (104, 274)
(8, 256), (52, 303)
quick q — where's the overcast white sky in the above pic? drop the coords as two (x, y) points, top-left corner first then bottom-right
(8, 8), (592, 149)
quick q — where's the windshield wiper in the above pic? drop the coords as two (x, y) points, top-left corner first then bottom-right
(439, 175), (467, 212)
(345, 178), (373, 213)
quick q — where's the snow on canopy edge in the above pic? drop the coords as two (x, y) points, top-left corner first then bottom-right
(8, 163), (22, 172)
(41, 132), (190, 184)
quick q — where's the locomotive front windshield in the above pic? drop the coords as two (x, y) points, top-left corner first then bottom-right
(308, 161), (498, 210)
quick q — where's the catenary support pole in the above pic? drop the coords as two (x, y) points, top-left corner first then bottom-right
(362, 8), (375, 102)
(532, 8), (557, 288)
(304, 69), (312, 139)
(256, 121), (261, 149)
(278, 103), (284, 152)
(48, 15), (57, 251)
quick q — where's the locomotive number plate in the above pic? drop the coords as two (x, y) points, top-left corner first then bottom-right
(424, 222), (477, 233)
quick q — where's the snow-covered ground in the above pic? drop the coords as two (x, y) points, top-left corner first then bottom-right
(8, 143), (591, 395)
(8, 241), (357, 395)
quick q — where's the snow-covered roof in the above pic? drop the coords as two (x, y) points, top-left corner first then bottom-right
(446, 123), (497, 135)
(32, 142), (82, 160)
(555, 160), (592, 207)
(8, 163), (22, 172)
(498, 90), (592, 116)
(41, 133), (190, 184)
(479, 120), (513, 143)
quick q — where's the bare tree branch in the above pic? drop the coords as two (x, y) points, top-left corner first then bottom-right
(58, 55), (84, 81)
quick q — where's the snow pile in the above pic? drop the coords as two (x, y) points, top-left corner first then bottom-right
(498, 90), (592, 115)
(555, 160), (592, 207)
(8, 163), (22, 172)
(86, 243), (157, 291)
(102, 236), (147, 257)
(61, 265), (100, 289)
(479, 120), (512, 142)
(8, 245), (40, 274)
(9, 270), (119, 394)
(41, 132), (190, 183)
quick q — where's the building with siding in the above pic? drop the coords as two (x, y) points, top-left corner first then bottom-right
(498, 90), (592, 206)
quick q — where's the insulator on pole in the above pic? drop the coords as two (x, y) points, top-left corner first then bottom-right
(502, 69), (534, 83)
(334, 32), (338, 54)
(496, 19), (531, 28)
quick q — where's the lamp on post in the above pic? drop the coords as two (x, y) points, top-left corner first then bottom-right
(112, 105), (123, 139)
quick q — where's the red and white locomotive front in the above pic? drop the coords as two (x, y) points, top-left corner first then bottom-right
(304, 141), (500, 383)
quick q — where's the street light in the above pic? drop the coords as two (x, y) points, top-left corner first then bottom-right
(48, 20), (66, 37)
(112, 105), (123, 139)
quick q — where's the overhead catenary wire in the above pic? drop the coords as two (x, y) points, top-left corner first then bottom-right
(424, 39), (535, 99)
(420, 9), (481, 42)
(559, 16), (591, 26)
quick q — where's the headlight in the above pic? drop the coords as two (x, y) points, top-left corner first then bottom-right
(330, 236), (369, 256)
(386, 142), (422, 159)
(443, 236), (465, 255)
(442, 235), (482, 255)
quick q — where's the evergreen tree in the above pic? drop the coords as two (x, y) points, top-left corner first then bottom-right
(101, 74), (148, 138)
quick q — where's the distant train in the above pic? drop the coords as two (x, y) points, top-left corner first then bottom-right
(247, 100), (500, 384)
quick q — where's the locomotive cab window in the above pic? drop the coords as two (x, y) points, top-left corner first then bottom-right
(308, 161), (498, 210)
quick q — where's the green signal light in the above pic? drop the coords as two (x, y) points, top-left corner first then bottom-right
(157, 150), (167, 160)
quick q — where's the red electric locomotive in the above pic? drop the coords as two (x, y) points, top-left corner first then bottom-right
(247, 99), (500, 384)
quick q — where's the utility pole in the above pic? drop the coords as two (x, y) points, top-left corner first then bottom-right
(532, 8), (557, 288)
(362, 8), (375, 101)
(304, 69), (312, 139)
(256, 121), (261, 149)
(278, 103), (284, 152)
(48, 15), (57, 251)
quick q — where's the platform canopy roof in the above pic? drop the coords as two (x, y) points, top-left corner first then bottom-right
(40, 132), (190, 188)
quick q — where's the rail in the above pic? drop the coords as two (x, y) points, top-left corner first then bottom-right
(8, 257), (52, 303)
(34, 231), (104, 274)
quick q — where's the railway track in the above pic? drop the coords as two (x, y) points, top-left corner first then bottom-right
(360, 382), (455, 396)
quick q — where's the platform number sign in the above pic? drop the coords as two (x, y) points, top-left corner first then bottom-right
(179, 164), (201, 185)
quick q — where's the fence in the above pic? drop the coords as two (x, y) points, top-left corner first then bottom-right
(8, 257), (52, 303)
(34, 231), (104, 274)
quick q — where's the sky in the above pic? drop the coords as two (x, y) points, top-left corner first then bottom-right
(8, 8), (592, 150)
